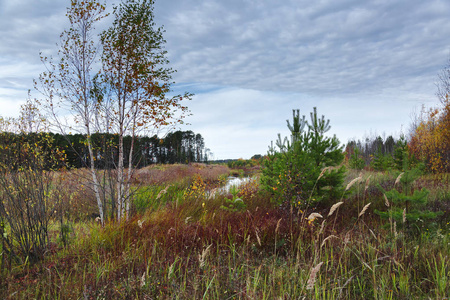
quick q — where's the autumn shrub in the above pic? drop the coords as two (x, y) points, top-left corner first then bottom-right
(183, 173), (206, 201)
(227, 158), (258, 169)
(0, 132), (66, 264)
(409, 96), (450, 173)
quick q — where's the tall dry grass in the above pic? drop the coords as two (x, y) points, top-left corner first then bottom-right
(0, 167), (448, 299)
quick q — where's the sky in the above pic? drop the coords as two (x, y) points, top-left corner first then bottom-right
(1, 0), (450, 160)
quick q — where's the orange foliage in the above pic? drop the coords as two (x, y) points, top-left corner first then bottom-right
(409, 96), (450, 173)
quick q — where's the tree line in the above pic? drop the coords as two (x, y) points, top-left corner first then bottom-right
(0, 130), (208, 170)
(345, 134), (408, 171)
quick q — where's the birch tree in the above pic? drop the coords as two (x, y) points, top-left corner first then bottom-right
(99, 0), (191, 220)
(437, 55), (450, 104)
(35, 0), (191, 223)
(35, 0), (108, 225)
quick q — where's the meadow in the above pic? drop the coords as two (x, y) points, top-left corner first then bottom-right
(0, 162), (449, 299)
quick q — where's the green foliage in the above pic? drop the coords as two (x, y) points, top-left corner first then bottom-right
(133, 184), (182, 213)
(220, 198), (246, 212)
(220, 185), (247, 212)
(370, 148), (394, 171)
(393, 135), (408, 170)
(227, 159), (258, 169)
(349, 147), (365, 170)
(346, 135), (411, 171)
(375, 164), (443, 234)
(261, 108), (346, 207)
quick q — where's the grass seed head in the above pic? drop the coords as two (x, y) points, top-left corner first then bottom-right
(319, 220), (326, 234)
(140, 272), (146, 287)
(384, 194), (390, 207)
(318, 166), (332, 180)
(395, 172), (404, 185)
(358, 203), (371, 217)
(346, 176), (362, 191)
(306, 262), (324, 290)
(320, 235), (338, 248)
(199, 244), (212, 268)
(307, 213), (323, 221)
(275, 218), (282, 234)
(156, 185), (170, 200)
(364, 175), (371, 192)
(255, 229), (261, 246)
(328, 201), (344, 217)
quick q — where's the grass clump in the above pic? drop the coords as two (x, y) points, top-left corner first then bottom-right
(0, 163), (449, 299)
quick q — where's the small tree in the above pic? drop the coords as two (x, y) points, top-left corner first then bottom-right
(375, 163), (442, 234)
(98, 0), (191, 220)
(393, 135), (408, 170)
(349, 147), (365, 170)
(370, 147), (394, 171)
(261, 108), (346, 207)
(35, 0), (108, 224)
(35, 0), (191, 222)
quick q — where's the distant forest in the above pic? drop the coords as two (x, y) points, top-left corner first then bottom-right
(345, 134), (408, 170)
(0, 130), (209, 169)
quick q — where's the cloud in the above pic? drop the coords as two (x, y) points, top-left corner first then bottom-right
(156, 0), (450, 96)
(1, 0), (449, 159)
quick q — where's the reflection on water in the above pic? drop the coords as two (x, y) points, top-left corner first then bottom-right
(207, 176), (251, 199)
(220, 176), (250, 193)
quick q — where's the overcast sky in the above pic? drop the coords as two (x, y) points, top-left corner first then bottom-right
(1, 0), (449, 159)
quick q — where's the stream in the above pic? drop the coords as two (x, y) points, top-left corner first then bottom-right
(219, 176), (251, 193)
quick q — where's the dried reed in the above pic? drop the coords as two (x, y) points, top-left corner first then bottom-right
(306, 262), (323, 290)
(384, 194), (390, 207)
(358, 203), (372, 217)
(328, 201), (344, 217)
(198, 244), (212, 268)
(364, 175), (371, 192)
(320, 235), (337, 248)
(307, 213), (323, 221)
(395, 172), (404, 185)
(345, 176), (362, 191)
(318, 166), (332, 180)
